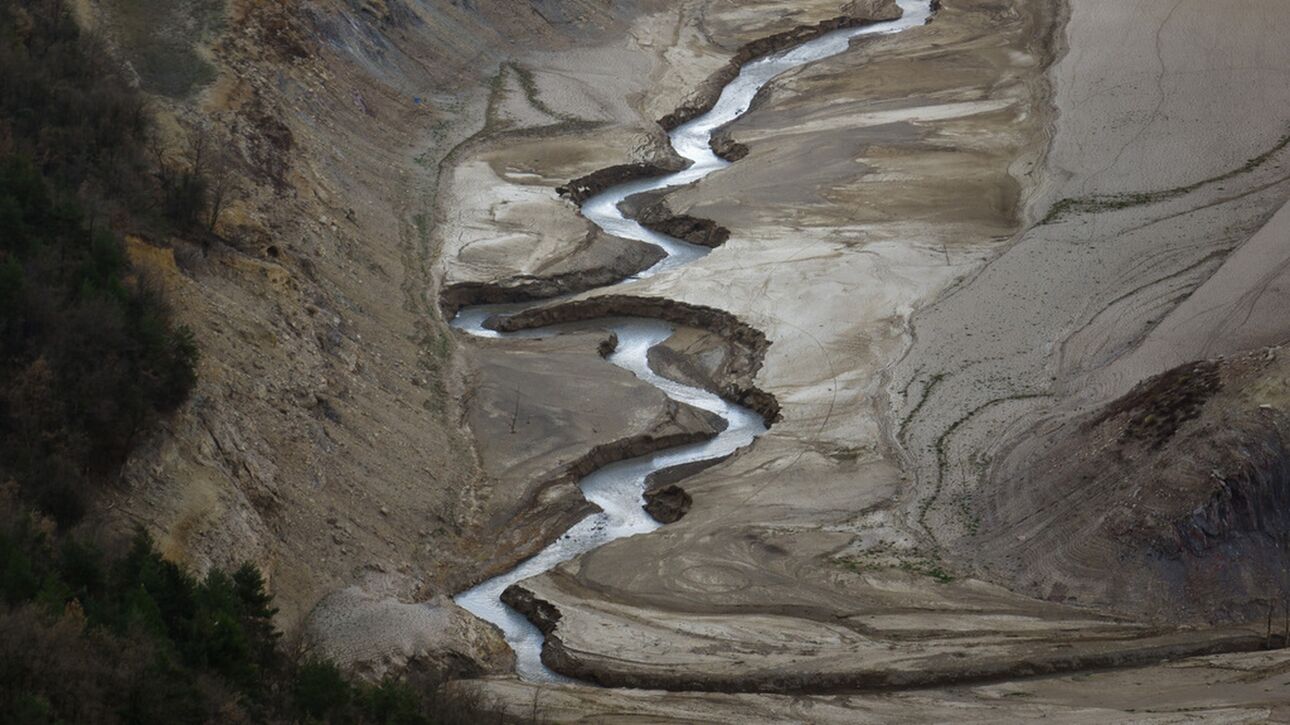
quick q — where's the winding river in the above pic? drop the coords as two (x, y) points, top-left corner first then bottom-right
(452, 0), (933, 683)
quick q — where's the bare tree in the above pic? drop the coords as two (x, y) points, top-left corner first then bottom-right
(205, 147), (238, 233)
(1282, 566), (1289, 648)
(1267, 598), (1276, 649)
(149, 130), (173, 194)
(184, 123), (210, 176)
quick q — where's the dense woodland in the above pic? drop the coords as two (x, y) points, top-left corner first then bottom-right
(0, 501), (481, 723)
(0, 2), (487, 722)
(0, 0), (200, 524)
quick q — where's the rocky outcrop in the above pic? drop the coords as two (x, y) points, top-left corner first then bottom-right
(975, 348), (1290, 623)
(643, 484), (692, 523)
(497, 584), (587, 678)
(1173, 430), (1290, 557)
(597, 332), (619, 358)
(709, 129), (750, 162)
(641, 445), (732, 522)
(500, 584), (562, 634)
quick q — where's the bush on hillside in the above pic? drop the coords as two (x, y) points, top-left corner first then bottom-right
(0, 506), (492, 724)
(0, 0), (213, 524)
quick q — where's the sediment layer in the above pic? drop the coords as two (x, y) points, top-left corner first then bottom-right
(489, 294), (781, 423)
(502, 582), (1267, 694)
(437, 238), (665, 318)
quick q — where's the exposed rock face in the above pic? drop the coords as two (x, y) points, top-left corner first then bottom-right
(643, 484), (692, 523)
(500, 584), (561, 635)
(301, 587), (514, 680)
(1175, 433), (1290, 558)
(973, 348), (1290, 623)
(709, 129), (750, 162)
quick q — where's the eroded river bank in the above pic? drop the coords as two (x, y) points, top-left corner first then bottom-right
(430, 0), (1290, 717)
(450, 1), (932, 681)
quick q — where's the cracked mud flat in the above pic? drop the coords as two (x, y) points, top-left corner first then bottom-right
(431, 0), (1290, 718)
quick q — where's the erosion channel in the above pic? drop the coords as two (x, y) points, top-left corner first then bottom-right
(451, 0), (934, 683)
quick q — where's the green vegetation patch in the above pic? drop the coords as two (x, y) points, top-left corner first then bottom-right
(0, 505), (486, 723)
(899, 558), (955, 584)
(1, 0), (209, 525)
(1094, 360), (1222, 447)
(103, 0), (226, 98)
(834, 546), (956, 584)
(0, 152), (198, 523)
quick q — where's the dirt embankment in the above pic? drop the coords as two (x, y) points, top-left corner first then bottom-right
(616, 188), (733, 248)
(500, 579), (1266, 693)
(490, 294), (781, 424)
(637, 204), (731, 248)
(437, 232), (665, 319)
(973, 348), (1290, 623)
(556, 162), (686, 204)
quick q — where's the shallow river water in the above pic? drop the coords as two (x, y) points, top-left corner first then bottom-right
(451, 0), (933, 682)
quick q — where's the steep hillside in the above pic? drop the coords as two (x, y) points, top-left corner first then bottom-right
(71, 0), (661, 638)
